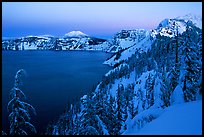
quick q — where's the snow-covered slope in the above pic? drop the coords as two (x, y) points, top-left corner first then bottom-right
(103, 30), (153, 66)
(124, 100), (202, 135)
(99, 29), (152, 53)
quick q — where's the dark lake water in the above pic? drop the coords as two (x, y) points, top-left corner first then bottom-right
(2, 50), (112, 134)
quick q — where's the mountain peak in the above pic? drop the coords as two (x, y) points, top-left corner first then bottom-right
(175, 13), (202, 29)
(64, 31), (88, 38)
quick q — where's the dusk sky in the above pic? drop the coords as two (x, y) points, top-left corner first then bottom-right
(2, 2), (202, 39)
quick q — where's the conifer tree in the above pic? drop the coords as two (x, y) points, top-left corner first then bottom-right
(170, 25), (180, 93)
(79, 93), (103, 135)
(115, 84), (126, 135)
(145, 73), (155, 108)
(106, 95), (117, 135)
(125, 84), (136, 119)
(8, 69), (37, 135)
(160, 67), (171, 107)
(182, 21), (201, 102)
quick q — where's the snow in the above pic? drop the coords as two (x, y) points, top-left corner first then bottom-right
(119, 39), (135, 49)
(134, 70), (156, 93)
(157, 18), (169, 29)
(157, 18), (186, 35)
(103, 54), (117, 66)
(23, 42), (38, 50)
(24, 35), (53, 39)
(124, 100), (202, 135)
(107, 70), (155, 99)
(81, 95), (87, 100)
(103, 31), (153, 67)
(152, 75), (163, 108)
(64, 31), (88, 38)
(156, 20), (186, 38)
(170, 84), (185, 105)
(123, 107), (165, 134)
(154, 13), (202, 39)
(80, 95), (88, 111)
(176, 21), (187, 34)
(108, 68), (137, 97)
(101, 29), (151, 55)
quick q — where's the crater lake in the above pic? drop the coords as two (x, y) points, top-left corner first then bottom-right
(2, 50), (112, 134)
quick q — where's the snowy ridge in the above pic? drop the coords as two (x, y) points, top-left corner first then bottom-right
(153, 13), (202, 38)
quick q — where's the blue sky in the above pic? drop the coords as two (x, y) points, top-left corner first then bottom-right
(2, 2), (202, 39)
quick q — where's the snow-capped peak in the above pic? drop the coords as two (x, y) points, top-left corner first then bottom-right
(64, 31), (88, 38)
(153, 13), (202, 38)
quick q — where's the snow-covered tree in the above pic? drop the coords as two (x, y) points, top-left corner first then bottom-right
(79, 93), (103, 135)
(8, 69), (37, 135)
(169, 25), (181, 93)
(145, 73), (155, 108)
(115, 84), (126, 134)
(125, 83), (137, 119)
(160, 67), (171, 107)
(106, 95), (117, 135)
(182, 21), (201, 102)
(136, 86), (145, 113)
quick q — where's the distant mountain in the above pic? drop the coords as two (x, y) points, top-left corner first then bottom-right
(64, 31), (88, 38)
(2, 13), (202, 52)
(2, 32), (106, 51)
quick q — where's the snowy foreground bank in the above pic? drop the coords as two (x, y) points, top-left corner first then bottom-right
(124, 100), (202, 135)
